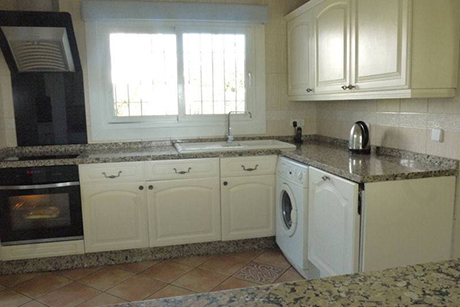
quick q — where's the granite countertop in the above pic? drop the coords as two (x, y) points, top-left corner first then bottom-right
(114, 258), (460, 307)
(0, 136), (457, 183)
(284, 141), (458, 183)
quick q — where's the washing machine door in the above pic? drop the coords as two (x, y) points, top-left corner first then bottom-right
(279, 183), (298, 237)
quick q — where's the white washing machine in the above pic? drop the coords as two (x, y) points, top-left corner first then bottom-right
(276, 157), (309, 278)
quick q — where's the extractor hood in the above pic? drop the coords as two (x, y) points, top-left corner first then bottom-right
(0, 10), (82, 73)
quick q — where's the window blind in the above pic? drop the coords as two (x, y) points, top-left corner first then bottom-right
(81, 0), (269, 24)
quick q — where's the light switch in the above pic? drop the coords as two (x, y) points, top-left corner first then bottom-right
(431, 128), (444, 142)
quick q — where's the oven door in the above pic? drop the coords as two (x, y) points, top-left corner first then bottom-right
(0, 182), (83, 245)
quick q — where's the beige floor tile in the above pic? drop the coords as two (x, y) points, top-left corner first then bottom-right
(37, 282), (101, 307)
(253, 249), (291, 269)
(0, 273), (42, 287)
(146, 285), (195, 300)
(78, 268), (134, 291)
(172, 255), (213, 267)
(13, 273), (72, 299)
(106, 275), (166, 301)
(172, 268), (227, 293)
(58, 267), (103, 281)
(22, 301), (48, 307)
(274, 268), (305, 283)
(77, 293), (126, 307)
(112, 260), (161, 274)
(0, 289), (32, 306)
(200, 255), (249, 276)
(211, 277), (259, 292)
(234, 262), (285, 284)
(142, 261), (193, 283)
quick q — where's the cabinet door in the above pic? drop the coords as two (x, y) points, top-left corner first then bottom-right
(148, 178), (221, 247)
(308, 168), (359, 277)
(313, 0), (350, 93)
(81, 182), (148, 253)
(350, 0), (410, 90)
(221, 175), (275, 241)
(288, 10), (314, 96)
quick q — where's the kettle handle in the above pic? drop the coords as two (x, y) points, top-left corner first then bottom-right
(356, 121), (369, 146)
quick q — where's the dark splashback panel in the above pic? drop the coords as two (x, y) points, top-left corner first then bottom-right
(12, 72), (87, 146)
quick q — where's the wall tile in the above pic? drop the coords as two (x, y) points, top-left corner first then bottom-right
(397, 127), (427, 154)
(377, 99), (400, 112)
(400, 98), (428, 113)
(426, 130), (460, 160)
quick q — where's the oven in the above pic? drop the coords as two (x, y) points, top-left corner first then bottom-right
(0, 165), (83, 246)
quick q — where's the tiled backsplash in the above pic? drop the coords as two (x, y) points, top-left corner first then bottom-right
(317, 94), (460, 161)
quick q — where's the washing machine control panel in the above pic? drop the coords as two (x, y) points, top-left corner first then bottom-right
(277, 158), (308, 187)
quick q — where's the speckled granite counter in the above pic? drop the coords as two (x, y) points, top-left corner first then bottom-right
(283, 140), (458, 183)
(0, 136), (457, 183)
(114, 258), (460, 307)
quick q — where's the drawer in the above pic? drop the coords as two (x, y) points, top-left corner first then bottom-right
(146, 158), (219, 181)
(79, 162), (145, 184)
(221, 155), (278, 177)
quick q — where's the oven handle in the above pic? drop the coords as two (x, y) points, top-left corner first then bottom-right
(0, 181), (80, 190)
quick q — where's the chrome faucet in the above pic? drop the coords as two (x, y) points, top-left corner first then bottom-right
(227, 111), (252, 143)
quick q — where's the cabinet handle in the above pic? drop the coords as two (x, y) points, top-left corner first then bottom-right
(241, 165), (259, 172)
(102, 171), (122, 179)
(341, 85), (348, 91)
(223, 181), (228, 186)
(173, 167), (192, 174)
(139, 185), (144, 190)
(347, 84), (357, 90)
(148, 185), (154, 190)
(322, 175), (331, 181)
(306, 88), (313, 93)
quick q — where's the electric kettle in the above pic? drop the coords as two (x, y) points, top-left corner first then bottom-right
(349, 121), (370, 154)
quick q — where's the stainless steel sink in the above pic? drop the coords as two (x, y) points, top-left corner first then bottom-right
(174, 140), (296, 153)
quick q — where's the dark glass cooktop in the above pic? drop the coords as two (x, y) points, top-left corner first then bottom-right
(2, 154), (80, 162)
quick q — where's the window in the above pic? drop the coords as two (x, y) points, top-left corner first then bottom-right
(86, 21), (266, 141)
(183, 33), (246, 115)
(110, 33), (178, 117)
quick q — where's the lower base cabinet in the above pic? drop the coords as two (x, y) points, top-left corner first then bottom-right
(148, 178), (221, 247)
(221, 175), (276, 241)
(81, 182), (149, 253)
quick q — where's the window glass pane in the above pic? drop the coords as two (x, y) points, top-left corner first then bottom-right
(110, 33), (178, 117)
(183, 33), (246, 115)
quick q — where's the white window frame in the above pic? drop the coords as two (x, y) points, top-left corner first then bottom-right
(85, 20), (266, 141)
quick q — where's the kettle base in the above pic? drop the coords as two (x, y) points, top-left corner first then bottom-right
(349, 148), (371, 155)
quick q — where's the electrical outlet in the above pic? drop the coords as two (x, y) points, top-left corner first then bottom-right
(291, 119), (305, 128)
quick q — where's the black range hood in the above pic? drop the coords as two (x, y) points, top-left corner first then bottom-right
(0, 10), (87, 146)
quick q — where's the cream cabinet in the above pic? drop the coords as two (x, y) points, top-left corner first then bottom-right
(286, 0), (459, 101)
(220, 156), (277, 241)
(287, 8), (314, 96)
(147, 178), (221, 247)
(313, 0), (350, 94)
(80, 182), (149, 253)
(308, 167), (455, 278)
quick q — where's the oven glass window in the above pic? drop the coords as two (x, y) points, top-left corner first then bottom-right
(9, 194), (71, 231)
(281, 191), (293, 229)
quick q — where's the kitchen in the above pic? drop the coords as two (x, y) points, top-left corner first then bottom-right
(0, 0), (459, 306)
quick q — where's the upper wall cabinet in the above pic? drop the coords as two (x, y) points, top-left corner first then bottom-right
(286, 0), (460, 101)
(288, 9), (314, 96)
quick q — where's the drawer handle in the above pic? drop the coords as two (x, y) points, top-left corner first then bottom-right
(102, 171), (122, 179)
(173, 167), (192, 175)
(241, 164), (259, 172)
(322, 175), (331, 181)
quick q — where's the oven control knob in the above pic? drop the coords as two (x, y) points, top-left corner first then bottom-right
(139, 186), (144, 190)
